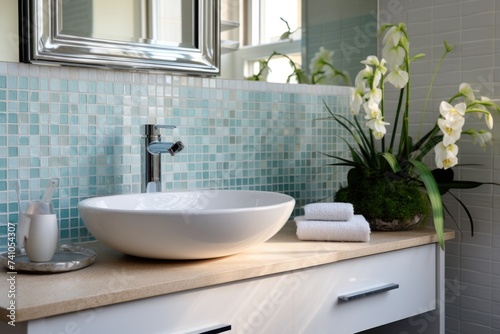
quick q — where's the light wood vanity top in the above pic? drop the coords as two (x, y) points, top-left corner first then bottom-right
(0, 222), (454, 322)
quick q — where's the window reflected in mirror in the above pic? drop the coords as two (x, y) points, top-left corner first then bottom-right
(220, 0), (378, 86)
(60, 0), (195, 47)
(244, 0), (301, 46)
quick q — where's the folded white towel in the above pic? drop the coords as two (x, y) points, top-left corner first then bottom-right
(295, 215), (371, 242)
(303, 202), (354, 221)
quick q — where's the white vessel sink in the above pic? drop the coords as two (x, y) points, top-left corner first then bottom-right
(78, 190), (295, 259)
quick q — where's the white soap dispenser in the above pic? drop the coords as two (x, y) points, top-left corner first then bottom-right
(23, 180), (59, 262)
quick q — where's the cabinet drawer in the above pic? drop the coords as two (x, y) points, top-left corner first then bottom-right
(294, 244), (437, 334)
(28, 272), (294, 334)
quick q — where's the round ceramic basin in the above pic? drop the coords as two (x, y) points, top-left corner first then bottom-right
(78, 190), (295, 259)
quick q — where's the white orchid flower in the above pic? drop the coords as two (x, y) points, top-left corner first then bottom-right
(366, 87), (382, 105)
(475, 131), (493, 149)
(485, 113), (494, 129)
(459, 83), (476, 104)
(372, 68), (383, 88)
(438, 102), (466, 145)
(382, 43), (406, 69)
(472, 95), (499, 113)
(350, 87), (364, 115)
(479, 96), (499, 113)
(366, 116), (390, 139)
(434, 141), (459, 169)
(470, 96), (488, 119)
(361, 55), (380, 66)
(385, 66), (408, 89)
(323, 65), (336, 78)
(372, 130), (386, 140)
(371, 59), (388, 89)
(359, 56), (387, 89)
(309, 47), (334, 73)
(382, 25), (405, 47)
(354, 65), (373, 87)
(440, 101), (466, 116)
(467, 129), (493, 149)
(469, 97), (497, 126)
(363, 99), (382, 120)
(377, 58), (388, 75)
(361, 56), (388, 76)
(438, 117), (464, 146)
(439, 101), (466, 123)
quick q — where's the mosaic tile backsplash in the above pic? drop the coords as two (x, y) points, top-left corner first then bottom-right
(0, 61), (351, 251)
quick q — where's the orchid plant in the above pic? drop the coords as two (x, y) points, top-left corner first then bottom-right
(246, 47), (349, 85)
(245, 18), (349, 85)
(324, 23), (500, 248)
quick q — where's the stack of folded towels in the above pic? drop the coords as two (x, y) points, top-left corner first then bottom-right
(295, 202), (371, 242)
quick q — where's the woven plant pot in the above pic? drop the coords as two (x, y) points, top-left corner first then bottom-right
(369, 214), (425, 231)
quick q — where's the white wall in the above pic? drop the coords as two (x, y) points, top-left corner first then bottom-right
(378, 0), (500, 333)
(0, 0), (19, 62)
(92, 0), (141, 41)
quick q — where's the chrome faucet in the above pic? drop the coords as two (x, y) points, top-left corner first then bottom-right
(141, 124), (184, 193)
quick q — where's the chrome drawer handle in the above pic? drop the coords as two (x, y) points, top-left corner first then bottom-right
(338, 283), (399, 302)
(185, 324), (232, 334)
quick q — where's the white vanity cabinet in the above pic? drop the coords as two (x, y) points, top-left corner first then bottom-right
(6, 245), (443, 334)
(1, 226), (451, 334)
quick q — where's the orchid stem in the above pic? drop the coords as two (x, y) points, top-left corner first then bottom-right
(389, 88), (405, 152)
(417, 41), (454, 140)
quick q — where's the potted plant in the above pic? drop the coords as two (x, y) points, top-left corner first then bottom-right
(323, 23), (499, 248)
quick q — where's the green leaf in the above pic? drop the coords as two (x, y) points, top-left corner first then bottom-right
(280, 31), (292, 40)
(338, 134), (364, 161)
(324, 105), (365, 147)
(320, 153), (362, 168)
(432, 168), (500, 194)
(347, 167), (364, 185)
(333, 134), (370, 167)
(322, 101), (374, 166)
(444, 40), (454, 52)
(409, 160), (445, 249)
(438, 180), (499, 190)
(431, 168), (454, 194)
(442, 202), (461, 233)
(327, 162), (363, 167)
(323, 107), (359, 139)
(353, 116), (376, 161)
(413, 125), (438, 150)
(410, 53), (426, 62)
(449, 192), (474, 236)
(415, 135), (442, 161)
(350, 147), (365, 165)
(381, 152), (401, 173)
(389, 88), (406, 152)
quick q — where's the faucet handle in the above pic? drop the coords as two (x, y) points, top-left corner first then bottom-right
(156, 125), (177, 130)
(142, 124), (177, 136)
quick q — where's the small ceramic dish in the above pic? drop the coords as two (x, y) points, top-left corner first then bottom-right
(0, 244), (96, 273)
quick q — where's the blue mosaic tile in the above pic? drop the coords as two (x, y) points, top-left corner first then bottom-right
(0, 62), (352, 252)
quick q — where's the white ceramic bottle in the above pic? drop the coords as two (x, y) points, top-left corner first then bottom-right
(24, 201), (59, 262)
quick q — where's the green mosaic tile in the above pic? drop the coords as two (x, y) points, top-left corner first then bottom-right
(7, 76), (17, 88)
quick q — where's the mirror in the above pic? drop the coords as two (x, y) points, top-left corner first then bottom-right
(220, 0), (378, 86)
(19, 0), (220, 75)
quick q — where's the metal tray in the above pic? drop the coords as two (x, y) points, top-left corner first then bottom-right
(0, 244), (96, 273)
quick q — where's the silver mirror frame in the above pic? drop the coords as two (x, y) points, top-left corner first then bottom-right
(19, 0), (221, 75)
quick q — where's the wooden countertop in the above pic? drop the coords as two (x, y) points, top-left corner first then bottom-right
(0, 222), (454, 322)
